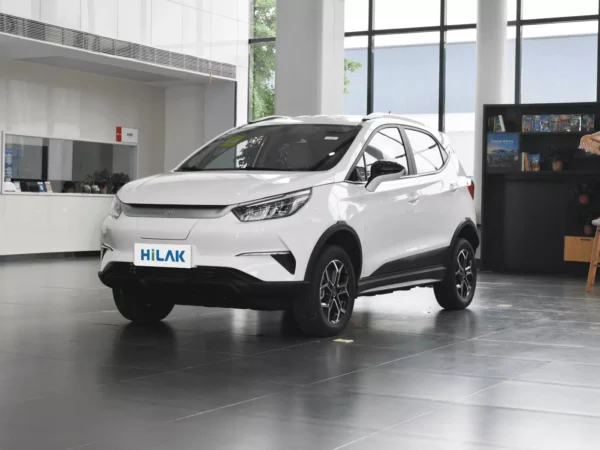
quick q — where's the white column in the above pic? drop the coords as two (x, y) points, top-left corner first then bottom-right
(275, 0), (345, 116)
(474, 0), (509, 222)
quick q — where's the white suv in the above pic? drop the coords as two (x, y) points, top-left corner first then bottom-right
(99, 114), (478, 337)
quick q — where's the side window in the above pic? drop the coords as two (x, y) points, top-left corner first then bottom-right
(405, 129), (444, 174)
(440, 145), (449, 163)
(348, 128), (408, 182)
(364, 128), (408, 179)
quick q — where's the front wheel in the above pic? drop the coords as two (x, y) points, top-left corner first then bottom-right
(293, 245), (356, 337)
(113, 288), (174, 325)
(434, 238), (477, 311)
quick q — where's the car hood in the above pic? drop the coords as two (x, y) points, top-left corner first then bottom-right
(117, 171), (336, 206)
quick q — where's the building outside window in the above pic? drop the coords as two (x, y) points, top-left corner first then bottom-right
(249, 0), (600, 176)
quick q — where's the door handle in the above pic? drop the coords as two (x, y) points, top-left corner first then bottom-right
(408, 193), (420, 204)
(449, 183), (459, 192)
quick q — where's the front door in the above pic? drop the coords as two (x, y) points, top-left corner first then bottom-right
(350, 127), (426, 277)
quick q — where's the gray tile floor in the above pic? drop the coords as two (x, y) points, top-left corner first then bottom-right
(1, 258), (600, 449)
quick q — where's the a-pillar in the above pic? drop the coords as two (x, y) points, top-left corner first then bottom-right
(474, 0), (509, 222)
(275, 0), (345, 116)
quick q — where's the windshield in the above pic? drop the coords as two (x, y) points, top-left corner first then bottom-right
(177, 124), (360, 172)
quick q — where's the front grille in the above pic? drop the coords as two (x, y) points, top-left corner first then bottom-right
(122, 203), (229, 219)
(127, 265), (217, 280)
(0, 12), (236, 80)
(102, 263), (262, 287)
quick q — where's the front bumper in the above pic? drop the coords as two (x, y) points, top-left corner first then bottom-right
(100, 198), (332, 283)
(98, 262), (308, 311)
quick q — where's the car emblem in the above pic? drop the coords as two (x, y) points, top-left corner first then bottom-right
(165, 208), (174, 216)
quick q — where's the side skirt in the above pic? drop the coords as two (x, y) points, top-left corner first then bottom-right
(358, 265), (446, 297)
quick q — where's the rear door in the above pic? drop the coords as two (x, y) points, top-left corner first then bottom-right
(402, 127), (458, 257)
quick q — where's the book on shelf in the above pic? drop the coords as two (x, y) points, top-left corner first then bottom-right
(520, 152), (542, 172)
(522, 115), (533, 132)
(37, 181), (46, 192)
(533, 115), (542, 132)
(570, 115), (582, 132)
(489, 115), (506, 132)
(44, 181), (53, 193)
(528, 154), (541, 172)
(559, 115), (572, 132)
(521, 152), (530, 171)
(496, 115), (506, 132)
(487, 133), (520, 173)
(583, 114), (595, 133)
(549, 115), (560, 132)
(540, 115), (549, 132)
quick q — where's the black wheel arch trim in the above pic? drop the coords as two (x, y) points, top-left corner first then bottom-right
(304, 222), (363, 281)
(450, 219), (479, 259)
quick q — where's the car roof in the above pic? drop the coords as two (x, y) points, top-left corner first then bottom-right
(242, 114), (446, 145)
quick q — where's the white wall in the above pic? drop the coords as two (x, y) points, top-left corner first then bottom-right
(0, 58), (166, 255)
(164, 85), (206, 170)
(164, 82), (236, 170)
(0, 0), (250, 68)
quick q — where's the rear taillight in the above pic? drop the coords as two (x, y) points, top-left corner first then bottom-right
(468, 180), (475, 199)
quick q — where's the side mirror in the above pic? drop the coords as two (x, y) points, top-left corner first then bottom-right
(366, 160), (406, 191)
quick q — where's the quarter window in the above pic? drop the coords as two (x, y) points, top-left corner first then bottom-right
(405, 129), (444, 174)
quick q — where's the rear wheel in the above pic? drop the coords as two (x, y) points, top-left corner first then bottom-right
(113, 288), (174, 325)
(293, 245), (356, 337)
(434, 238), (477, 310)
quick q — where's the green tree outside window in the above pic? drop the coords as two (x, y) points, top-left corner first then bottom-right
(250, 0), (362, 120)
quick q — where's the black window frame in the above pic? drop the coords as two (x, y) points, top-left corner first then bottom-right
(345, 124), (414, 183)
(401, 125), (449, 176)
(249, 0), (600, 127)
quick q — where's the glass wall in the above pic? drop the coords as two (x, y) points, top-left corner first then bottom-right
(249, 42), (276, 121)
(3, 135), (136, 194)
(521, 21), (598, 103)
(374, 32), (440, 130)
(249, 0), (600, 175)
(250, 0), (276, 39)
(344, 36), (368, 116)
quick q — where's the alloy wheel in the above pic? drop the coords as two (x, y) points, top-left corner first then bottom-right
(455, 249), (474, 299)
(319, 260), (350, 324)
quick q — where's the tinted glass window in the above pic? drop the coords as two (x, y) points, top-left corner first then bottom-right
(366, 127), (408, 173)
(350, 127), (408, 182)
(405, 129), (444, 174)
(178, 124), (360, 172)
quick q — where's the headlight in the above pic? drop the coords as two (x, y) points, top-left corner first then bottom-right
(233, 189), (311, 222)
(109, 196), (123, 219)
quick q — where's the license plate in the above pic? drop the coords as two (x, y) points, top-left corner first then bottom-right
(134, 244), (192, 269)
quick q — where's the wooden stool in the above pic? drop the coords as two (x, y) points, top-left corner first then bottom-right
(586, 219), (600, 292)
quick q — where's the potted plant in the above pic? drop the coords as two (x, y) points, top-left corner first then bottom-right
(110, 172), (131, 194)
(570, 183), (594, 205)
(582, 213), (596, 236)
(548, 147), (564, 171)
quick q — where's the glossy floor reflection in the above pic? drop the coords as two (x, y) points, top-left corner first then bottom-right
(1, 259), (600, 449)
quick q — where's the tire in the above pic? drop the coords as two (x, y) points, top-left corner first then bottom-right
(434, 238), (477, 311)
(293, 245), (356, 337)
(113, 288), (174, 325)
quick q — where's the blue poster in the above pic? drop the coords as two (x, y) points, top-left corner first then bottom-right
(487, 133), (520, 173)
(4, 148), (13, 181)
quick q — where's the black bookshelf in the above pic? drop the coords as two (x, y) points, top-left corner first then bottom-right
(481, 102), (600, 274)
